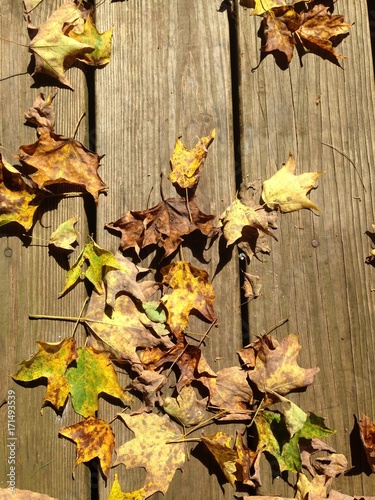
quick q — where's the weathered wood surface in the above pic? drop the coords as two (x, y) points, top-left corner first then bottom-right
(0, 0), (375, 499)
(238, 0), (375, 496)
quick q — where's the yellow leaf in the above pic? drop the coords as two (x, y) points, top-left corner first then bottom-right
(49, 215), (79, 251)
(262, 153), (322, 212)
(252, 0), (286, 16)
(168, 129), (215, 189)
(107, 474), (148, 500)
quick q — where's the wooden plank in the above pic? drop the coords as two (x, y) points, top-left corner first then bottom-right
(237, 0), (375, 496)
(94, 1), (243, 498)
(0, 1), (91, 498)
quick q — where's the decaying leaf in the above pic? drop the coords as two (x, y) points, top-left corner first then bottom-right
(129, 371), (168, 412)
(105, 196), (215, 258)
(12, 337), (77, 411)
(168, 129), (215, 189)
(0, 488), (57, 499)
(248, 334), (320, 400)
(18, 128), (107, 204)
(0, 154), (45, 231)
(252, 0), (285, 16)
(242, 272), (262, 301)
(114, 413), (186, 497)
(24, 92), (55, 130)
(60, 239), (123, 296)
(161, 260), (216, 334)
(358, 412), (375, 472)
(262, 153), (322, 212)
(59, 417), (115, 477)
(163, 385), (207, 427)
(66, 346), (131, 417)
(201, 431), (260, 488)
(49, 215), (79, 251)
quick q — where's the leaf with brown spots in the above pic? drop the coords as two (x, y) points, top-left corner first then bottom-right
(12, 337), (77, 411)
(248, 334), (319, 401)
(59, 417), (115, 478)
(114, 413), (186, 497)
(0, 154), (45, 232)
(18, 128), (107, 204)
(359, 412), (375, 472)
(105, 196), (215, 258)
(163, 385), (207, 427)
(168, 129), (215, 189)
(161, 260), (216, 334)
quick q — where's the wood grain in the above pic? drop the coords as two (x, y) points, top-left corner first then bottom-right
(0, 1), (91, 498)
(237, 0), (375, 495)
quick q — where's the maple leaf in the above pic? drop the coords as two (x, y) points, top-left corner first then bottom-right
(163, 385), (207, 427)
(168, 129), (215, 189)
(27, 1), (93, 88)
(358, 412), (375, 472)
(114, 413), (186, 497)
(59, 417), (115, 478)
(60, 239), (123, 296)
(24, 92), (55, 130)
(108, 474), (148, 500)
(49, 215), (79, 251)
(262, 153), (322, 212)
(252, 0), (286, 16)
(12, 337), (77, 411)
(85, 290), (173, 373)
(105, 196), (215, 258)
(18, 128), (107, 204)
(248, 334), (320, 400)
(161, 260), (216, 334)
(208, 366), (253, 420)
(201, 431), (260, 488)
(66, 15), (113, 67)
(66, 346), (131, 417)
(0, 154), (45, 231)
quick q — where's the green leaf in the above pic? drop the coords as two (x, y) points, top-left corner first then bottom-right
(300, 412), (336, 439)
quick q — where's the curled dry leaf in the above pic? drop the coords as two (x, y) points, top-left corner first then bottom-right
(262, 153), (322, 213)
(358, 412), (375, 472)
(24, 92), (55, 130)
(168, 129), (215, 189)
(242, 272), (262, 301)
(49, 215), (79, 251)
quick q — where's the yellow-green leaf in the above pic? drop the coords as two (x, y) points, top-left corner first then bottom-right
(49, 215), (79, 251)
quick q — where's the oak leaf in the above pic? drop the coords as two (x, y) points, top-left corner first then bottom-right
(66, 346), (131, 417)
(27, 1), (93, 88)
(85, 290), (173, 373)
(18, 128), (107, 204)
(0, 154), (44, 231)
(105, 196), (215, 258)
(12, 337), (77, 411)
(168, 129), (215, 189)
(201, 431), (260, 488)
(49, 215), (79, 251)
(262, 153), (321, 212)
(248, 334), (320, 400)
(60, 239), (123, 296)
(59, 416), (115, 477)
(161, 260), (216, 334)
(358, 413), (375, 473)
(67, 15), (113, 67)
(114, 413), (186, 497)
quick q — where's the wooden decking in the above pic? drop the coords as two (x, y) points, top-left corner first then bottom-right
(1, 1), (374, 498)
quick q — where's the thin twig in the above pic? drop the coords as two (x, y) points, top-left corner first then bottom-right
(322, 141), (366, 191)
(71, 112), (86, 140)
(197, 319), (218, 349)
(72, 297), (89, 338)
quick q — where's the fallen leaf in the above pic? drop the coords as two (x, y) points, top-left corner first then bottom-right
(27, 1), (93, 88)
(252, 0), (286, 16)
(314, 453), (348, 478)
(105, 196), (215, 258)
(24, 92), (55, 130)
(0, 154), (44, 231)
(60, 239), (123, 296)
(168, 129), (215, 189)
(18, 128), (107, 204)
(161, 260), (216, 334)
(107, 474), (148, 500)
(163, 385), (207, 427)
(242, 272), (262, 301)
(358, 412), (375, 472)
(300, 437), (336, 476)
(114, 413), (186, 497)
(67, 15), (113, 66)
(262, 153), (322, 212)
(0, 488), (56, 499)
(66, 346), (131, 417)
(12, 337), (77, 411)
(248, 334), (320, 399)
(128, 371), (168, 412)
(49, 215), (79, 251)
(59, 417), (115, 477)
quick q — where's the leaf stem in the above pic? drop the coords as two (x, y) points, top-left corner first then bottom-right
(0, 35), (28, 48)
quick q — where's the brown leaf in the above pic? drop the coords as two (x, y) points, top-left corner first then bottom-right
(359, 412), (375, 472)
(243, 272), (262, 300)
(248, 334), (320, 399)
(24, 93), (55, 130)
(105, 196), (215, 258)
(0, 488), (57, 499)
(128, 370), (168, 412)
(163, 385), (208, 427)
(18, 128), (107, 203)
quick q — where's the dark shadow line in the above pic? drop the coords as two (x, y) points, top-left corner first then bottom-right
(367, 1), (375, 78)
